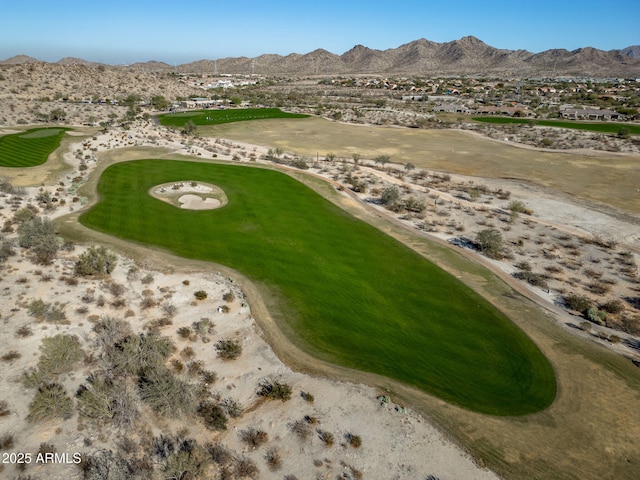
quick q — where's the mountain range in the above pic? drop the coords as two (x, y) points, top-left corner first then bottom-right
(2, 36), (640, 77)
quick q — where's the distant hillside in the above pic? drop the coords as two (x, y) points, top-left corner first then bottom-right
(2, 37), (640, 77)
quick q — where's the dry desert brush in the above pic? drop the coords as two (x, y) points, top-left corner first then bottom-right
(257, 379), (292, 401)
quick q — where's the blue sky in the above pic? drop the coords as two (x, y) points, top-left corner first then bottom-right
(1, 0), (638, 64)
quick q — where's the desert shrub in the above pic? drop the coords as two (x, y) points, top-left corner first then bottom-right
(222, 291), (235, 302)
(215, 339), (242, 360)
(75, 246), (118, 276)
(476, 228), (503, 259)
(93, 316), (132, 350)
(317, 429), (334, 446)
(27, 298), (48, 319)
(106, 333), (173, 377)
(289, 419), (312, 440)
(187, 360), (204, 377)
(197, 401), (228, 431)
(514, 261), (532, 271)
(513, 271), (549, 289)
(139, 296), (157, 310)
(38, 334), (85, 376)
(0, 433), (14, 450)
(157, 437), (209, 480)
(108, 282), (126, 297)
(206, 443), (233, 467)
(264, 447), (283, 471)
(1, 350), (21, 362)
(21, 367), (48, 389)
(17, 216), (59, 264)
(38, 442), (57, 455)
(234, 456), (259, 479)
(13, 207), (37, 224)
(192, 318), (215, 339)
(586, 307), (607, 325)
(0, 400), (10, 417)
(140, 273), (154, 284)
(76, 373), (139, 428)
(240, 427), (269, 448)
(194, 290), (207, 300)
(589, 281), (611, 295)
(15, 325), (33, 337)
(507, 200), (531, 214)
(380, 185), (400, 205)
(346, 433), (362, 448)
(0, 237), (15, 263)
(138, 367), (196, 417)
(180, 346), (195, 360)
(83, 448), (152, 480)
(199, 369), (217, 385)
(601, 299), (624, 314)
(177, 326), (193, 339)
(161, 301), (177, 317)
(257, 379), (292, 401)
(564, 294), (592, 313)
(171, 358), (184, 373)
(301, 391), (315, 403)
(27, 383), (74, 421)
(220, 397), (243, 418)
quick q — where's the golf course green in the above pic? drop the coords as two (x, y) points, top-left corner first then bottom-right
(158, 107), (308, 127)
(80, 160), (556, 415)
(0, 127), (70, 167)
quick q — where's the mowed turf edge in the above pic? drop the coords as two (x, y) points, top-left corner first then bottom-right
(157, 107), (309, 127)
(79, 159), (557, 415)
(0, 127), (70, 168)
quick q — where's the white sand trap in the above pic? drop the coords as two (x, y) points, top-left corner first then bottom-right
(178, 194), (221, 210)
(149, 181), (228, 210)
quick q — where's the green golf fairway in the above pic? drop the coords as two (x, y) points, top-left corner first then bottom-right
(0, 127), (70, 167)
(80, 160), (556, 415)
(158, 108), (308, 127)
(472, 116), (640, 135)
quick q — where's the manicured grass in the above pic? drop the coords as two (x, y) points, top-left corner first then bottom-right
(80, 160), (556, 415)
(157, 107), (308, 127)
(0, 128), (70, 167)
(472, 116), (640, 135)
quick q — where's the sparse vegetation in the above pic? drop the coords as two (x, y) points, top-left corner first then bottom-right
(75, 245), (118, 276)
(215, 339), (242, 360)
(257, 379), (292, 401)
(27, 383), (74, 421)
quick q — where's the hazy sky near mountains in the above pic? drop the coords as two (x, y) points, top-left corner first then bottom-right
(1, 0), (638, 64)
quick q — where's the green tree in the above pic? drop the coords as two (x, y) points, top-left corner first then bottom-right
(75, 245), (118, 276)
(17, 216), (59, 264)
(151, 95), (170, 110)
(374, 154), (391, 166)
(28, 383), (74, 422)
(476, 229), (503, 259)
(380, 186), (400, 205)
(181, 120), (197, 136)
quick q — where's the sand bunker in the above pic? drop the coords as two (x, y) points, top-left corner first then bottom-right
(177, 193), (221, 210)
(150, 181), (228, 210)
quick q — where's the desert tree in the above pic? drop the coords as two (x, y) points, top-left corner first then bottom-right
(380, 185), (400, 205)
(476, 228), (504, 259)
(28, 383), (74, 422)
(257, 379), (292, 401)
(374, 154), (391, 166)
(215, 339), (242, 360)
(75, 245), (118, 276)
(17, 216), (59, 264)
